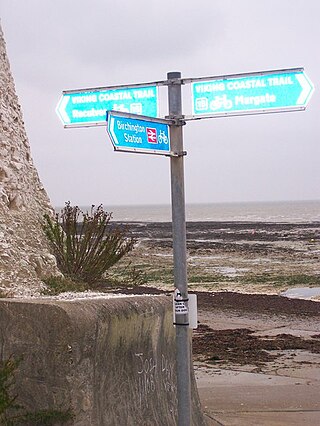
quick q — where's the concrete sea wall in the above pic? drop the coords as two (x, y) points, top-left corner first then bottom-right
(0, 295), (205, 425)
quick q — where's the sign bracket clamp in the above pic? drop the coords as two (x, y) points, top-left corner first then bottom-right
(168, 150), (187, 158)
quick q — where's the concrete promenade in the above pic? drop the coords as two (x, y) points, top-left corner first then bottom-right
(198, 365), (320, 425)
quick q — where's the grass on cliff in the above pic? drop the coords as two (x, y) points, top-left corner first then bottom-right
(42, 259), (148, 295)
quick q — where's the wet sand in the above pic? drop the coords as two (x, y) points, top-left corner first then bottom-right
(114, 220), (320, 425)
(114, 285), (320, 425)
(194, 293), (320, 425)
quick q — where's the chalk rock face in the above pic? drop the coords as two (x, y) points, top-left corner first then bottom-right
(0, 25), (59, 296)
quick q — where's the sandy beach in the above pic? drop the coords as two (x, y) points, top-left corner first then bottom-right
(112, 220), (320, 425)
(193, 291), (320, 425)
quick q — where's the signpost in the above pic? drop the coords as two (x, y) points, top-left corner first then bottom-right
(107, 111), (172, 156)
(190, 68), (314, 119)
(56, 67), (314, 426)
(167, 72), (190, 426)
(56, 85), (159, 127)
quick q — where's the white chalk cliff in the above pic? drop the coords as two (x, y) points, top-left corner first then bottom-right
(0, 24), (59, 296)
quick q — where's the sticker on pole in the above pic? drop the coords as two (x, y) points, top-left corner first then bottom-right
(174, 288), (188, 315)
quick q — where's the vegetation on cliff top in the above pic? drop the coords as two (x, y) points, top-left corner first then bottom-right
(43, 202), (135, 287)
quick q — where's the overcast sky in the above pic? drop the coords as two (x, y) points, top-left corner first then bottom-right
(1, 0), (319, 208)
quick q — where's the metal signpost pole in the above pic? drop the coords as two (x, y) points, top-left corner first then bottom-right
(167, 71), (191, 425)
(57, 66), (314, 426)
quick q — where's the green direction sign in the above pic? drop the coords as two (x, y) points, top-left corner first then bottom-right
(56, 85), (159, 127)
(191, 69), (314, 118)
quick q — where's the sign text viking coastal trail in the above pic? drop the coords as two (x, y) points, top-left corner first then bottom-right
(56, 85), (158, 127)
(56, 67), (314, 426)
(190, 68), (314, 118)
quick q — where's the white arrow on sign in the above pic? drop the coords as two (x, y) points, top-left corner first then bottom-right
(108, 115), (119, 145)
(296, 73), (314, 105)
(56, 95), (70, 124)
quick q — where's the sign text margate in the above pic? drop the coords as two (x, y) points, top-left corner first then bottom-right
(191, 69), (314, 118)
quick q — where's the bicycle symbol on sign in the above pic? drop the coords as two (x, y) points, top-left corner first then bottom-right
(209, 95), (233, 111)
(158, 130), (169, 144)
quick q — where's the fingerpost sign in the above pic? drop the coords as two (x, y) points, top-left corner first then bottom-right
(56, 85), (159, 127)
(190, 68), (314, 119)
(56, 66), (314, 426)
(106, 111), (171, 156)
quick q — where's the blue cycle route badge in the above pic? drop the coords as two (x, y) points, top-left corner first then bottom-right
(191, 70), (314, 118)
(56, 85), (159, 127)
(107, 111), (171, 156)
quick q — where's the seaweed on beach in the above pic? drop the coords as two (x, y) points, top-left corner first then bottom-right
(192, 323), (320, 367)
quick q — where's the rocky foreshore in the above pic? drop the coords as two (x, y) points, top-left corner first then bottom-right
(115, 220), (320, 296)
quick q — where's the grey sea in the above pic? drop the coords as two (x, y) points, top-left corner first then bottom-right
(75, 200), (320, 223)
